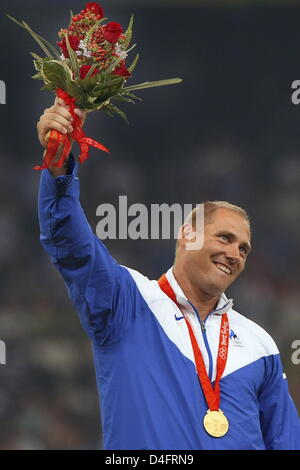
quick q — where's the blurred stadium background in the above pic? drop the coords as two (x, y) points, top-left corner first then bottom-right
(0, 0), (299, 449)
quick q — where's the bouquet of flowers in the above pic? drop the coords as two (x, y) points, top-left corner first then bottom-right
(8, 2), (182, 169)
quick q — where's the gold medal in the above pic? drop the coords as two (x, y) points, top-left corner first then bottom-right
(203, 409), (229, 437)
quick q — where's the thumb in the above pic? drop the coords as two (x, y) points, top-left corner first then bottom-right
(55, 96), (68, 108)
(74, 108), (87, 126)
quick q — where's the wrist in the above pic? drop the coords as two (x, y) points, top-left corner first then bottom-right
(48, 167), (67, 177)
(43, 147), (71, 177)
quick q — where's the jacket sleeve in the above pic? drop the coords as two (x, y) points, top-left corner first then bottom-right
(38, 155), (137, 345)
(258, 353), (300, 450)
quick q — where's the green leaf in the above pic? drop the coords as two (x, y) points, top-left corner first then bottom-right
(22, 22), (61, 59)
(65, 34), (79, 79)
(64, 80), (83, 100)
(89, 77), (124, 97)
(41, 83), (57, 92)
(111, 95), (135, 104)
(87, 95), (99, 105)
(33, 60), (42, 72)
(7, 15), (52, 57)
(74, 95), (88, 108)
(123, 78), (183, 92)
(100, 102), (129, 123)
(125, 92), (143, 102)
(33, 57), (53, 74)
(128, 53), (139, 73)
(30, 52), (43, 60)
(41, 61), (68, 88)
(70, 10), (74, 23)
(83, 18), (107, 48)
(107, 103), (129, 124)
(123, 14), (134, 49)
(102, 106), (114, 118)
(84, 64), (100, 80)
(32, 73), (42, 80)
(105, 56), (125, 76)
(106, 43), (136, 75)
(7, 15), (60, 59)
(79, 77), (99, 94)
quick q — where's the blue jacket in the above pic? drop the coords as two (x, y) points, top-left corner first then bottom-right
(38, 157), (300, 450)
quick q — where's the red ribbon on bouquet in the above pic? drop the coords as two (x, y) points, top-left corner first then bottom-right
(33, 88), (110, 170)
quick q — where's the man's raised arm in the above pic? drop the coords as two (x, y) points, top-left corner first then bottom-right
(37, 99), (136, 345)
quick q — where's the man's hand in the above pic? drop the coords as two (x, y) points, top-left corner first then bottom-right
(37, 97), (86, 176)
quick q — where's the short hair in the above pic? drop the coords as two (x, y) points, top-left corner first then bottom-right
(175, 201), (250, 253)
(192, 201), (250, 228)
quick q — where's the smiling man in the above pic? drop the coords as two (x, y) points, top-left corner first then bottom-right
(173, 203), (251, 322)
(37, 101), (300, 450)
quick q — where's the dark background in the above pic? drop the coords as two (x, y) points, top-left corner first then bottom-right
(0, 0), (299, 449)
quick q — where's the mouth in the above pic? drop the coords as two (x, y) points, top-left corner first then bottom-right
(213, 261), (232, 275)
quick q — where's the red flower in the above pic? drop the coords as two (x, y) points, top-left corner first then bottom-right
(84, 3), (104, 17)
(80, 65), (99, 79)
(112, 64), (131, 78)
(103, 22), (123, 44)
(58, 36), (80, 58)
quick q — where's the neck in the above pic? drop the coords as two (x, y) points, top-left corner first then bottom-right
(172, 266), (220, 322)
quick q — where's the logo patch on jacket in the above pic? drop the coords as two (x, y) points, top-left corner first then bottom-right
(229, 329), (243, 347)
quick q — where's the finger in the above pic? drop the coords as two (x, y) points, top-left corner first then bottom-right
(41, 111), (73, 127)
(45, 105), (73, 122)
(38, 118), (72, 135)
(41, 113), (73, 131)
(39, 113), (73, 132)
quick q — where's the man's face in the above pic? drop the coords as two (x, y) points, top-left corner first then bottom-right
(182, 208), (251, 297)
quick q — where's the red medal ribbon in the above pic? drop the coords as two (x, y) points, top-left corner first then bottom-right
(34, 88), (110, 170)
(158, 273), (229, 411)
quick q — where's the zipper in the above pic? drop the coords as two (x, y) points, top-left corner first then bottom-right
(187, 300), (214, 381)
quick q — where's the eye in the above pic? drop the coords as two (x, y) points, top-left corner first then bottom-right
(239, 246), (247, 255)
(220, 235), (229, 242)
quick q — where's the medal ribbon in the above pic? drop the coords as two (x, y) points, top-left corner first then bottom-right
(158, 273), (229, 411)
(33, 88), (110, 170)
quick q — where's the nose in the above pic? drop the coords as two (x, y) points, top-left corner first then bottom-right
(225, 244), (240, 264)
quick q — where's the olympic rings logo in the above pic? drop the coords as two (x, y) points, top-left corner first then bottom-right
(219, 347), (227, 360)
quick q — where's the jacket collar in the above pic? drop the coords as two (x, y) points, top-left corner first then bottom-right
(165, 266), (233, 315)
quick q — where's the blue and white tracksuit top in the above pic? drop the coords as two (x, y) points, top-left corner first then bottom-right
(38, 157), (300, 450)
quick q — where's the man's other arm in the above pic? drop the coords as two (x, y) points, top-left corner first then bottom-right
(258, 352), (300, 450)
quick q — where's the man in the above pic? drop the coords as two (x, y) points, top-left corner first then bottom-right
(37, 99), (300, 450)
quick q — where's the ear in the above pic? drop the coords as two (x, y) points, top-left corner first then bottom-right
(177, 223), (195, 245)
(178, 223), (205, 252)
